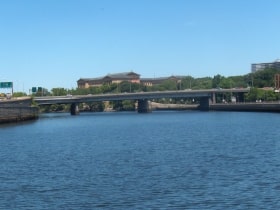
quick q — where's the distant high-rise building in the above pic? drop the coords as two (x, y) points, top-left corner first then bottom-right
(251, 59), (280, 73)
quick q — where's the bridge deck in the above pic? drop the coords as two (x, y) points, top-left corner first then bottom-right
(34, 88), (249, 105)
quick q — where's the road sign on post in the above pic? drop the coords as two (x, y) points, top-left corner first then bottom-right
(0, 82), (13, 88)
(38, 87), (43, 96)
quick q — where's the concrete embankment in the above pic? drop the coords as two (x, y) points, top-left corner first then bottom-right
(151, 101), (280, 112)
(150, 102), (199, 111)
(210, 103), (280, 112)
(0, 97), (39, 124)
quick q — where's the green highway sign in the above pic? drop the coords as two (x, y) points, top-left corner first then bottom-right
(0, 82), (13, 88)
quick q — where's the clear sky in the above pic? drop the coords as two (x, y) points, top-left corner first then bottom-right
(0, 0), (280, 93)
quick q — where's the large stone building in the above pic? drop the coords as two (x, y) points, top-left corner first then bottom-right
(77, 72), (185, 88)
(77, 72), (140, 88)
(251, 59), (280, 73)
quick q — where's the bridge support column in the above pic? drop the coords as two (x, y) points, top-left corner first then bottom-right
(70, 103), (79, 115)
(137, 99), (151, 113)
(211, 93), (216, 104)
(199, 97), (210, 111)
(238, 92), (245, 103)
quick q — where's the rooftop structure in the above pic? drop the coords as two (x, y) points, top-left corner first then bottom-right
(251, 59), (280, 73)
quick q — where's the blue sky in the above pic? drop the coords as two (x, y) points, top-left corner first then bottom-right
(0, 0), (280, 93)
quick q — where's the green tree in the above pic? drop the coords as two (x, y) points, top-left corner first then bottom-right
(263, 90), (277, 101)
(89, 102), (105, 112)
(249, 68), (280, 88)
(159, 80), (177, 90)
(228, 75), (248, 88)
(245, 88), (261, 102)
(181, 76), (194, 89)
(122, 100), (136, 111)
(51, 88), (68, 96)
(192, 77), (212, 89)
(112, 101), (123, 111)
(219, 77), (234, 89)
(212, 74), (223, 88)
(12, 92), (27, 97)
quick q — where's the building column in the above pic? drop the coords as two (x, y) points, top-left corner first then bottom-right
(137, 99), (151, 113)
(70, 103), (79, 115)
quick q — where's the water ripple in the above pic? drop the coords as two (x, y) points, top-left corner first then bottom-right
(1, 112), (280, 209)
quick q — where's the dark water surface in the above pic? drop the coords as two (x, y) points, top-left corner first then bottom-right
(1, 111), (280, 209)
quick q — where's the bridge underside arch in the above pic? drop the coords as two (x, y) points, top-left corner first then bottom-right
(70, 103), (79, 115)
(198, 97), (210, 111)
(137, 99), (151, 113)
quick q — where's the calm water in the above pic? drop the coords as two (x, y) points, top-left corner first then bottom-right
(1, 111), (280, 209)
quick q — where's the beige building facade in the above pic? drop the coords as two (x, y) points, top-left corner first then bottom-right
(77, 72), (185, 88)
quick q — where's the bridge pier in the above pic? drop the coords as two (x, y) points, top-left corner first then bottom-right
(199, 97), (210, 111)
(70, 103), (79, 115)
(211, 93), (216, 104)
(137, 99), (151, 113)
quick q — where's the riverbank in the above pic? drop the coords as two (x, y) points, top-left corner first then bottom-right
(3, 99), (279, 124)
(150, 102), (198, 111)
(151, 101), (280, 112)
(210, 102), (280, 112)
(0, 97), (39, 124)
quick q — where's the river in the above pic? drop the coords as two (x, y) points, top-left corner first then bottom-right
(1, 111), (280, 209)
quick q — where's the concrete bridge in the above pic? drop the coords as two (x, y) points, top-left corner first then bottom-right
(34, 88), (249, 115)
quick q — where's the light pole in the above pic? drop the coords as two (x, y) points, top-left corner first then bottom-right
(178, 80), (181, 90)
